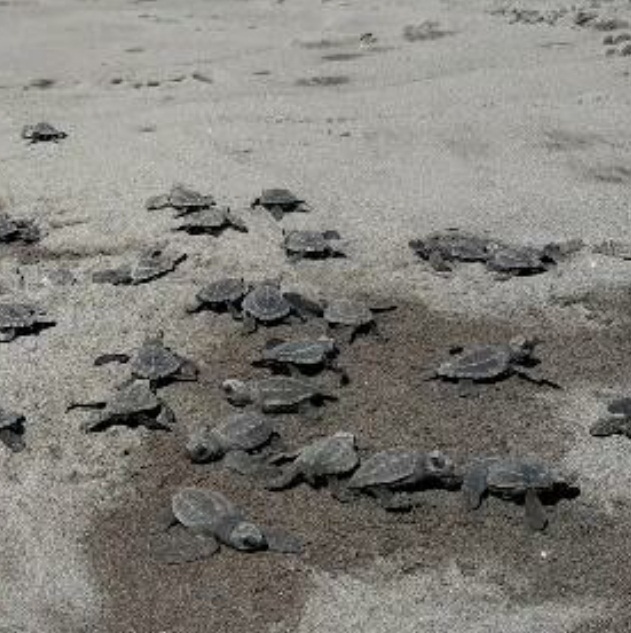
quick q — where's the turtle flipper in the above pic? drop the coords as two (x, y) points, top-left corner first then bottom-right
(149, 525), (219, 564)
(462, 465), (488, 510)
(0, 328), (16, 342)
(263, 527), (305, 554)
(524, 489), (548, 531)
(514, 369), (561, 390)
(242, 314), (257, 335)
(269, 205), (285, 221)
(265, 464), (301, 491)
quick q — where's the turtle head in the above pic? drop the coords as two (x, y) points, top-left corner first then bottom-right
(229, 520), (267, 551)
(508, 335), (540, 360)
(424, 450), (459, 485)
(185, 430), (224, 463)
(221, 379), (253, 406)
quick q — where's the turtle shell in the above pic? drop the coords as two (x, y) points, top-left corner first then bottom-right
(437, 344), (514, 381)
(131, 337), (184, 380)
(168, 184), (215, 210)
(324, 299), (373, 326)
(410, 232), (493, 262)
(172, 488), (240, 529)
(485, 247), (547, 274)
(256, 188), (303, 207)
(0, 303), (45, 328)
(197, 278), (246, 305)
(23, 122), (66, 141)
(106, 381), (163, 417)
(242, 284), (291, 322)
(284, 231), (329, 254)
(253, 377), (321, 408)
(130, 249), (185, 283)
(348, 450), (422, 489)
(262, 338), (335, 366)
(485, 460), (558, 495)
(176, 208), (230, 230)
(296, 432), (358, 476)
(214, 413), (274, 451)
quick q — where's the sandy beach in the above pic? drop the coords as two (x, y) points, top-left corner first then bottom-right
(2, 0), (631, 631)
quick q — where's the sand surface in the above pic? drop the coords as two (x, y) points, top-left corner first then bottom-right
(2, 0), (631, 631)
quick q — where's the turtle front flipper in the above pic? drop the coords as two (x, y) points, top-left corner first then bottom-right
(269, 205), (285, 221)
(456, 379), (478, 398)
(524, 488), (548, 531)
(263, 526), (305, 554)
(514, 369), (562, 390)
(265, 464), (302, 491)
(462, 465), (488, 510)
(242, 314), (257, 335)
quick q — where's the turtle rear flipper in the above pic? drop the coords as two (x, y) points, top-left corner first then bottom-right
(265, 464), (302, 491)
(524, 489), (548, 531)
(263, 527), (305, 554)
(428, 250), (452, 272)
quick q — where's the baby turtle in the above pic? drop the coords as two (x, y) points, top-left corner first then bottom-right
(169, 487), (303, 555)
(324, 298), (394, 343)
(241, 281), (308, 333)
(95, 333), (198, 388)
(283, 230), (345, 261)
(186, 412), (275, 463)
(0, 302), (56, 342)
(21, 122), (67, 144)
(347, 449), (458, 509)
(266, 432), (359, 490)
(70, 381), (175, 432)
(174, 207), (248, 235)
(185, 277), (247, 317)
(485, 245), (553, 277)
(252, 336), (345, 380)
(0, 408), (27, 452)
(462, 457), (575, 531)
(0, 213), (41, 244)
(409, 230), (496, 271)
(251, 188), (309, 220)
(92, 247), (186, 285)
(590, 396), (631, 438)
(146, 184), (215, 214)
(431, 336), (558, 394)
(222, 376), (336, 413)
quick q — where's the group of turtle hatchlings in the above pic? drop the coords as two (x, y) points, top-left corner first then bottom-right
(8, 129), (630, 562)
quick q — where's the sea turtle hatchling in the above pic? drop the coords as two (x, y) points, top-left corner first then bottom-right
(0, 213), (41, 244)
(145, 184), (215, 214)
(462, 457), (576, 530)
(166, 487), (304, 557)
(174, 207), (248, 236)
(266, 431), (359, 490)
(409, 230), (496, 271)
(346, 449), (459, 509)
(69, 380), (175, 432)
(92, 247), (186, 285)
(94, 332), (198, 388)
(251, 188), (309, 220)
(430, 336), (559, 394)
(241, 281), (312, 333)
(185, 277), (247, 317)
(324, 298), (395, 343)
(590, 396), (631, 438)
(21, 122), (67, 144)
(222, 376), (336, 414)
(283, 230), (345, 261)
(0, 408), (27, 452)
(485, 245), (554, 277)
(186, 412), (275, 463)
(0, 302), (56, 342)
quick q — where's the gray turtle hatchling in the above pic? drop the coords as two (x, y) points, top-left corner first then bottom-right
(70, 381), (175, 432)
(0, 408), (27, 452)
(252, 337), (345, 380)
(21, 122), (67, 144)
(241, 281), (309, 333)
(185, 277), (247, 318)
(0, 213), (41, 244)
(174, 207), (248, 235)
(266, 431), (359, 490)
(92, 247), (186, 285)
(251, 188), (309, 220)
(485, 245), (553, 277)
(186, 412), (275, 463)
(590, 396), (631, 438)
(462, 457), (575, 531)
(0, 302), (56, 342)
(129, 333), (198, 386)
(146, 184), (215, 214)
(169, 487), (303, 555)
(409, 230), (496, 271)
(431, 335), (559, 394)
(347, 449), (458, 509)
(324, 298), (394, 343)
(222, 376), (336, 413)
(283, 230), (345, 261)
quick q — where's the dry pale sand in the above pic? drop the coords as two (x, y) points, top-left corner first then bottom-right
(1, 0), (631, 631)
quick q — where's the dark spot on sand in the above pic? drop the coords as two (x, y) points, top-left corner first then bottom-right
(26, 78), (56, 90)
(253, 70), (271, 76)
(321, 52), (363, 62)
(110, 77), (124, 85)
(402, 22), (456, 42)
(125, 46), (145, 53)
(295, 75), (350, 87)
(585, 164), (631, 184)
(138, 125), (156, 133)
(146, 80), (161, 87)
(542, 129), (607, 152)
(191, 72), (213, 84)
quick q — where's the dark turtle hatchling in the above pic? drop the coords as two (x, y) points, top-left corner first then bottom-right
(347, 449), (458, 509)
(485, 245), (553, 277)
(590, 396), (631, 438)
(283, 230), (345, 261)
(251, 188), (309, 220)
(21, 122), (67, 144)
(462, 457), (575, 530)
(222, 376), (336, 413)
(266, 431), (358, 490)
(409, 230), (496, 271)
(324, 298), (394, 343)
(0, 408), (27, 452)
(92, 247), (186, 285)
(431, 335), (559, 394)
(241, 281), (309, 333)
(174, 207), (248, 235)
(186, 412), (275, 463)
(0, 302), (56, 342)
(185, 277), (247, 318)
(70, 381), (175, 432)
(252, 337), (346, 380)
(169, 487), (304, 555)
(0, 213), (41, 244)
(146, 184), (215, 214)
